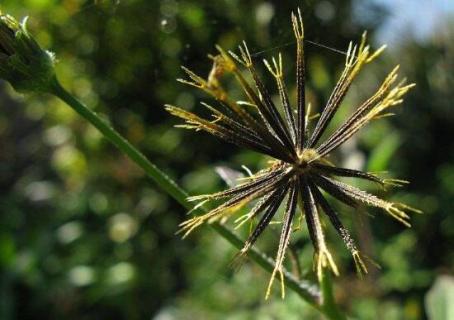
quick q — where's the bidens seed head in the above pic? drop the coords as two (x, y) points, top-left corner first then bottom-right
(167, 7), (420, 298)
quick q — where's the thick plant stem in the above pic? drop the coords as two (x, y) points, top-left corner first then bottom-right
(49, 77), (327, 312)
(321, 271), (347, 320)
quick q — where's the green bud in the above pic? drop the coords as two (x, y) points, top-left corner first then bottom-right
(0, 12), (56, 93)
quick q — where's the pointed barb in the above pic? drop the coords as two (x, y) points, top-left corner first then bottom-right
(352, 251), (368, 277)
(291, 7), (304, 40)
(315, 247), (339, 282)
(366, 44), (387, 63)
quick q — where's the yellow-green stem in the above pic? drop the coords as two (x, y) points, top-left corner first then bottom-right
(321, 271), (347, 320)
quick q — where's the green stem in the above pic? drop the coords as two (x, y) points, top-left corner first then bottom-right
(321, 272), (347, 320)
(49, 77), (324, 310)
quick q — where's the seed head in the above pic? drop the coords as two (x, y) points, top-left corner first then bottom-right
(167, 8), (421, 298)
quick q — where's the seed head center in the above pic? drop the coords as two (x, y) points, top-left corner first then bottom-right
(293, 148), (319, 173)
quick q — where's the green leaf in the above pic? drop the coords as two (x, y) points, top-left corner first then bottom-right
(425, 275), (454, 320)
(366, 131), (401, 172)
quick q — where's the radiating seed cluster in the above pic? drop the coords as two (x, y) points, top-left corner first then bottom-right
(166, 9), (420, 298)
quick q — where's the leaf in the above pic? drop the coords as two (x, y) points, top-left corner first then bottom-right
(366, 131), (401, 172)
(425, 275), (454, 320)
(215, 166), (244, 187)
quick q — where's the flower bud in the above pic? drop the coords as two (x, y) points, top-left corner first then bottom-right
(0, 12), (56, 93)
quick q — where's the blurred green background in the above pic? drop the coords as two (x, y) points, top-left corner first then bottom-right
(0, 0), (453, 319)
